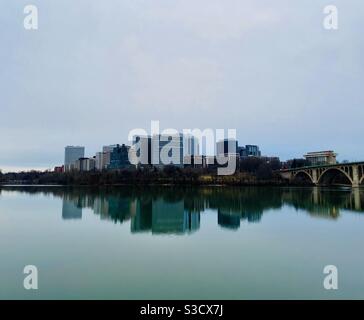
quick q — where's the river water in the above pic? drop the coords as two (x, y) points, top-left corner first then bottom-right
(0, 186), (363, 299)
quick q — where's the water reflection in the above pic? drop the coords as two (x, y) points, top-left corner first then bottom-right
(62, 198), (82, 220)
(1, 186), (363, 234)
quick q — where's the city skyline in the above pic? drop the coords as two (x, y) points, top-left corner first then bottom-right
(0, 130), (353, 173)
(1, 1), (364, 172)
(1, 1), (364, 303)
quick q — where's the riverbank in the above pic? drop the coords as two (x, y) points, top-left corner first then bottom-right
(0, 169), (311, 187)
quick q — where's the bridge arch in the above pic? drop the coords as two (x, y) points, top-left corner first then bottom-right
(317, 168), (353, 186)
(360, 175), (364, 185)
(293, 170), (314, 184)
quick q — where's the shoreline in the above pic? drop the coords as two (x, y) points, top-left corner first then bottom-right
(0, 182), (347, 188)
(1, 171), (358, 188)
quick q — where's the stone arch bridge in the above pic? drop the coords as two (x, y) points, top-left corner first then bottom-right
(280, 162), (364, 187)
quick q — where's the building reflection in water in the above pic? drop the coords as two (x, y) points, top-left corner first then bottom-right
(62, 199), (82, 220)
(61, 191), (200, 235)
(53, 186), (364, 232)
(218, 209), (240, 230)
(131, 198), (152, 233)
(131, 199), (200, 235)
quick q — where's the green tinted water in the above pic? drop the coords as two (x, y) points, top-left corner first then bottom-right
(0, 186), (363, 299)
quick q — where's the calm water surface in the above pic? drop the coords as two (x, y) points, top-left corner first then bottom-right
(0, 186), (363, 299)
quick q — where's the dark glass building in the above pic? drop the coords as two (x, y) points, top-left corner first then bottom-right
(217, 139), (238, 156)
(108, 144), (131, 169)
(245, 145), (261, 157)
(238, 144), (261, 158)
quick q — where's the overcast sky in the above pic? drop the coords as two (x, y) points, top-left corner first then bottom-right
(1, 0), (363, 172)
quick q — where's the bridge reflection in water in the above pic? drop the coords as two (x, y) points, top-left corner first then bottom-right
(2, 186), (363, 234)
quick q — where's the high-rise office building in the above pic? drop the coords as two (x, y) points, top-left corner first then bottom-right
(129, 135), (152, 166)
(245, 145), (261, 157)
(74, 157), (95, 172)
(151, 134), (184, 167)
(64, 146), (85, 170)
(64, 146), (85, 166)
(184, 134), (199, 156)
(238, 145), (261, 158)
(216, 139), (238, 156)
(108, 144), (131, 169)
(183, 134), (200, 166)
(95, 152), (111, 170)
(94, 145), (115, 170)
(103, 145), (117, 153)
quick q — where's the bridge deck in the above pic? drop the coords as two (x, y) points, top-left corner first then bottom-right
(281, 161), (364, 172)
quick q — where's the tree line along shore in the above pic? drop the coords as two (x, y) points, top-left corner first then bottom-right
(0, 158), (310, 186)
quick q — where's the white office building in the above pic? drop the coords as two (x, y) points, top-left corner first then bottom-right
(95, 152), (111, 170)
(74, 157), (95, 172)
(151, 134), (184, 167)
(184, 134), (200, 157)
